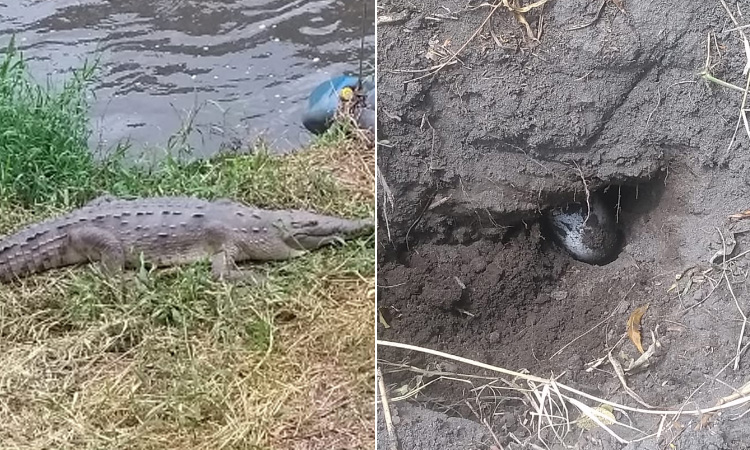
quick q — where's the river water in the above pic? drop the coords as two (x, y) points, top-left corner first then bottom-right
(0, 0), (375, 157)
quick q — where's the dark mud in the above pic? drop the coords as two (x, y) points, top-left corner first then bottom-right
(376, 403), (491, 450)
(377, 1), (750, 448)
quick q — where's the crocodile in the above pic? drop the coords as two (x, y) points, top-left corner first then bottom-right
(0, 196), (374, 283)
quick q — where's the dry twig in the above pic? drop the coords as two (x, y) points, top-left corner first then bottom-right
(573, 162), (592, 225)
(404, 0), (548, 84)
(377, 164), (394, 243)
(378, 340), (750, 416)
(715, 227), (748, 371)
(378, 367), (399, 450)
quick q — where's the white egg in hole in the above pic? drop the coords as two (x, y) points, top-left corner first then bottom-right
(544, 192), (622, 265)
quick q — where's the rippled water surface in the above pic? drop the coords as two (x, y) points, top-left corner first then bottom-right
(0, 0), (374, 157)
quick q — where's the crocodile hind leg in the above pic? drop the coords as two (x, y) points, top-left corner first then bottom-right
(67, 227), (126, 276)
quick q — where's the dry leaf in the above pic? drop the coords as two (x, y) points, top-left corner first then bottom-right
(502, 0), (549, 40)
(513, 10), (537, 40)
(503, 0), (550, 14)
(627, 304), (649, 354)
(378, 308), (391, 329)
(608, 352), (654, 408)
(626, 338), (661, 373)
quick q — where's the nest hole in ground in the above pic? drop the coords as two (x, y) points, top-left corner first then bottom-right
(378, 177), (669, 422)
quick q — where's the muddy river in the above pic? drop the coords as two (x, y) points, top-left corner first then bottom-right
(0, 0), (374, 157)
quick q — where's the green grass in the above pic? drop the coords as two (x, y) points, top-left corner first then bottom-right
(0, 40), (369, 216)
(0, 38), (98, 207)
(0, 39), (375, 449)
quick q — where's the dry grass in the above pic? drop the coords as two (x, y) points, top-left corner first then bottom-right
(314, 137), (375, 202)
(378, 332), (750, 447)
(0, 138), (375, 450)
(269, 276), (375, 449)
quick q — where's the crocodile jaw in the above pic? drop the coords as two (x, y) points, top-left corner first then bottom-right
(282, 216), (374, 251)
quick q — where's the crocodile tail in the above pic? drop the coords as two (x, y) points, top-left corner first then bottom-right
(0, 227), (74, 282)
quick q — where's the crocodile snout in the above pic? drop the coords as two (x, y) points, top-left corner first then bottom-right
(288, 217), (374, 249)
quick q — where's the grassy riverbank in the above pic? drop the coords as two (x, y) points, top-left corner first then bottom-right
(0, 41), (375, 449)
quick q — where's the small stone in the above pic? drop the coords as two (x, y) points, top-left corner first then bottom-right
(489, 331), (500, 343)
(550, 290), (568, 301)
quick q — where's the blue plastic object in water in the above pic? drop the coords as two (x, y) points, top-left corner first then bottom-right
(302, 74), (374, 135)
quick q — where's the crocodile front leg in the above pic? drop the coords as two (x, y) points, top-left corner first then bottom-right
(210, 245), (264, 284)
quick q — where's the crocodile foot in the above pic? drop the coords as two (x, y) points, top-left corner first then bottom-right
(211, 252), (265, 285)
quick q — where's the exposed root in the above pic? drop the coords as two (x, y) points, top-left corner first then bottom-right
(378, 367), (400, 450)
(566, 0), (607, 31)
(378, 340), (750, 445)
(573, 161), (592, 226)
(397, 0), (549, 84)
(718, 0), (750, 76)
(700, 5), (750, 158)
(715, 227), (748, 371)
(377, 165), (395, 243)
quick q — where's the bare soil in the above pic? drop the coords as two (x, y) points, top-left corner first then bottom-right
(376, 1), (750, 448)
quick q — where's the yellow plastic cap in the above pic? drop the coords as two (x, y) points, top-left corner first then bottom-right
(339, 86), (354, 101)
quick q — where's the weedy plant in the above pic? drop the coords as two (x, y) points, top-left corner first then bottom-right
(0, 38), (99, 207)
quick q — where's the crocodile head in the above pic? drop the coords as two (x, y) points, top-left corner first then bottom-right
(273, 210), (374, 250)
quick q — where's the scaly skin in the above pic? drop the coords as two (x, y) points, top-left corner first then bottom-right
(0, 196), (373, 282)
